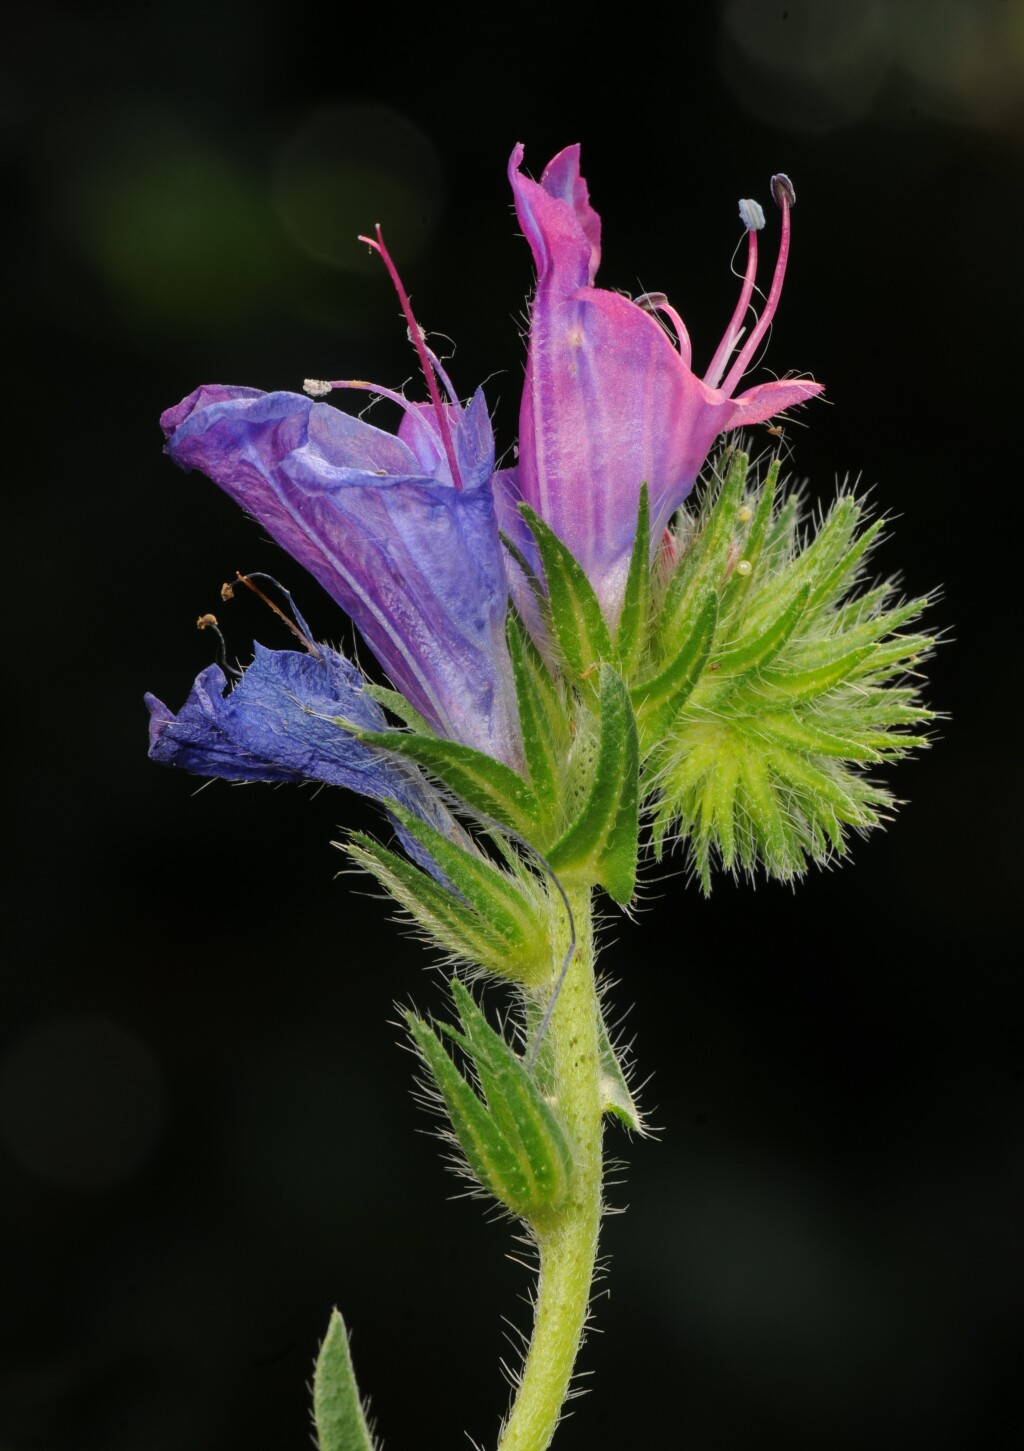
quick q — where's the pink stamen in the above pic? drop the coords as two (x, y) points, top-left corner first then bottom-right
(704, 215), (761, 391)
(358, 226), (464, 491)
(636, 293), (692, 368)
(718, 175), (795, 398)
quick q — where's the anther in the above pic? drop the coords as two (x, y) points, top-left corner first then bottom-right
(771, 174), (796, 209)
(718, 172), (797, 397)
(738, 198), (765, 232)
(196, 614), (237, 678)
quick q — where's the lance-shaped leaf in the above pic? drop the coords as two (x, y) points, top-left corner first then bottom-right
(718, 459), (779, 613)
(442, 980), (573, 1210)
(657, 448), (748, 653)
(349, 727), (542, 841)
(546, 665), (640, 904)
(712, 582), (811, 677)
(345, 835), (547, 987)
(630, 591), (718, 737)
(361, 684), (436, 737)
(519, 503), (613, 681)
(313, 1309), (376, 1451)
(507, 613), (573, 836)
(363, 803), (549, 983)
(407, 982), (573, 1220)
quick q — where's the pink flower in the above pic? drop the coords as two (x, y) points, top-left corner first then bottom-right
(497, 145), (823, 622)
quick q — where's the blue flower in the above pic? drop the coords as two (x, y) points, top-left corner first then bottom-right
(159, 359), (521, 771)
(146, 641), (459, 876)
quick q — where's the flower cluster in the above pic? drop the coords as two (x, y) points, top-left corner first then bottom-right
(148, 143), (824, 877)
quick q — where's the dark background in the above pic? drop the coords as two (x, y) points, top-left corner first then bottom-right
(2, 2), (1021, 1448)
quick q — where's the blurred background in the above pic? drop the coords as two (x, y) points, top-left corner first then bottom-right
(2, 1), (1021, 1447)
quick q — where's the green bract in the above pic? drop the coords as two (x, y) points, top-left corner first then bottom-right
(313, 1310), (376, 1451)
(408, 980), (575, 1222)
(643, 450), (934, 891)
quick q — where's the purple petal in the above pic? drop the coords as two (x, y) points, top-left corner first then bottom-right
(162, 386), (521, 768)
(146, 643), (459, 879)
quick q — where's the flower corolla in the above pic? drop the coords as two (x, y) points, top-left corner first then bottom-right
(495, 145), (823, 622)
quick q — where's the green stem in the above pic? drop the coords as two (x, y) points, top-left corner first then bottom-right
(498, 887), (603, 1451)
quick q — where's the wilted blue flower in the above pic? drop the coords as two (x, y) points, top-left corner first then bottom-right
(146, 639), (458, 874)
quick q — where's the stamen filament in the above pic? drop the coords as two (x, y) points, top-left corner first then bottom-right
(719, 175), (794, 397)
(704, 203), (762, 391)
(636, 292), (693, 369)
(358, 226), (465, 491)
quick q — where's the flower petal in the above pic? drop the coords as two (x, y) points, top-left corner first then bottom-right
(162, 386), (521, 768)
(509, 145), (822, 623)
(146, 643), (459, 877)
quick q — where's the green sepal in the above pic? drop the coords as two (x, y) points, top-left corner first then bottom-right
(443, 980), (573, 1211)
(614, 482), (651, 675)
(718, 459), (779, 612)
(392, 804), (549, 978)
(712, 582), (811, 676)
(344, 818), (547, 985)
(313, 1309), (376, 1451)
(597, 1010), (645, 1133)
(547, 665), (640, 904)
(631, 590), (718, 736)
(657, 447), (747, 653)
(648, 452), (935, 891)
(757, 646), (875, 703)
(361, 684), (436, 737)
(507, 613), (572, 835)
(407, 981), (573, 1221)
(407, 1013), (532, 1210)
(350, 728), (542, 840)
(519, 503), (613, 682)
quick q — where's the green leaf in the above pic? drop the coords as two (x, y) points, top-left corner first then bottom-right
(631, 591), (718, 730)
(443, 980), (573, 1212)
(408, 1013), (532, 1207)
(719, 460), (779, 612)
(547, 665), (640, 904)
(713, 583), (811, 676)
(758, 646), (875, 703)
(346, 836), (518, 976)
(351, 729), (542, 840)
(313, 1309), (376, 1451)
(519, 504), (613, 681)
(390, 807), (550, 980)
(658, 448), (747, 651)
(408, 983), (573, 1220)
(507, 613), (572, 831)
(596, 1010), (644, 1133)
(361, 684), (436, 737)
(614, 482), (651, 675)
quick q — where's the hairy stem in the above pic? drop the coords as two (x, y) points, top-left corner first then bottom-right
(498, 887), (603, 1451)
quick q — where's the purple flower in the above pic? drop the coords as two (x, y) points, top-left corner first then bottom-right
(146, 640), (458, 877)
(159, 235), (521, 770)
(497, 145), (823, 621)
